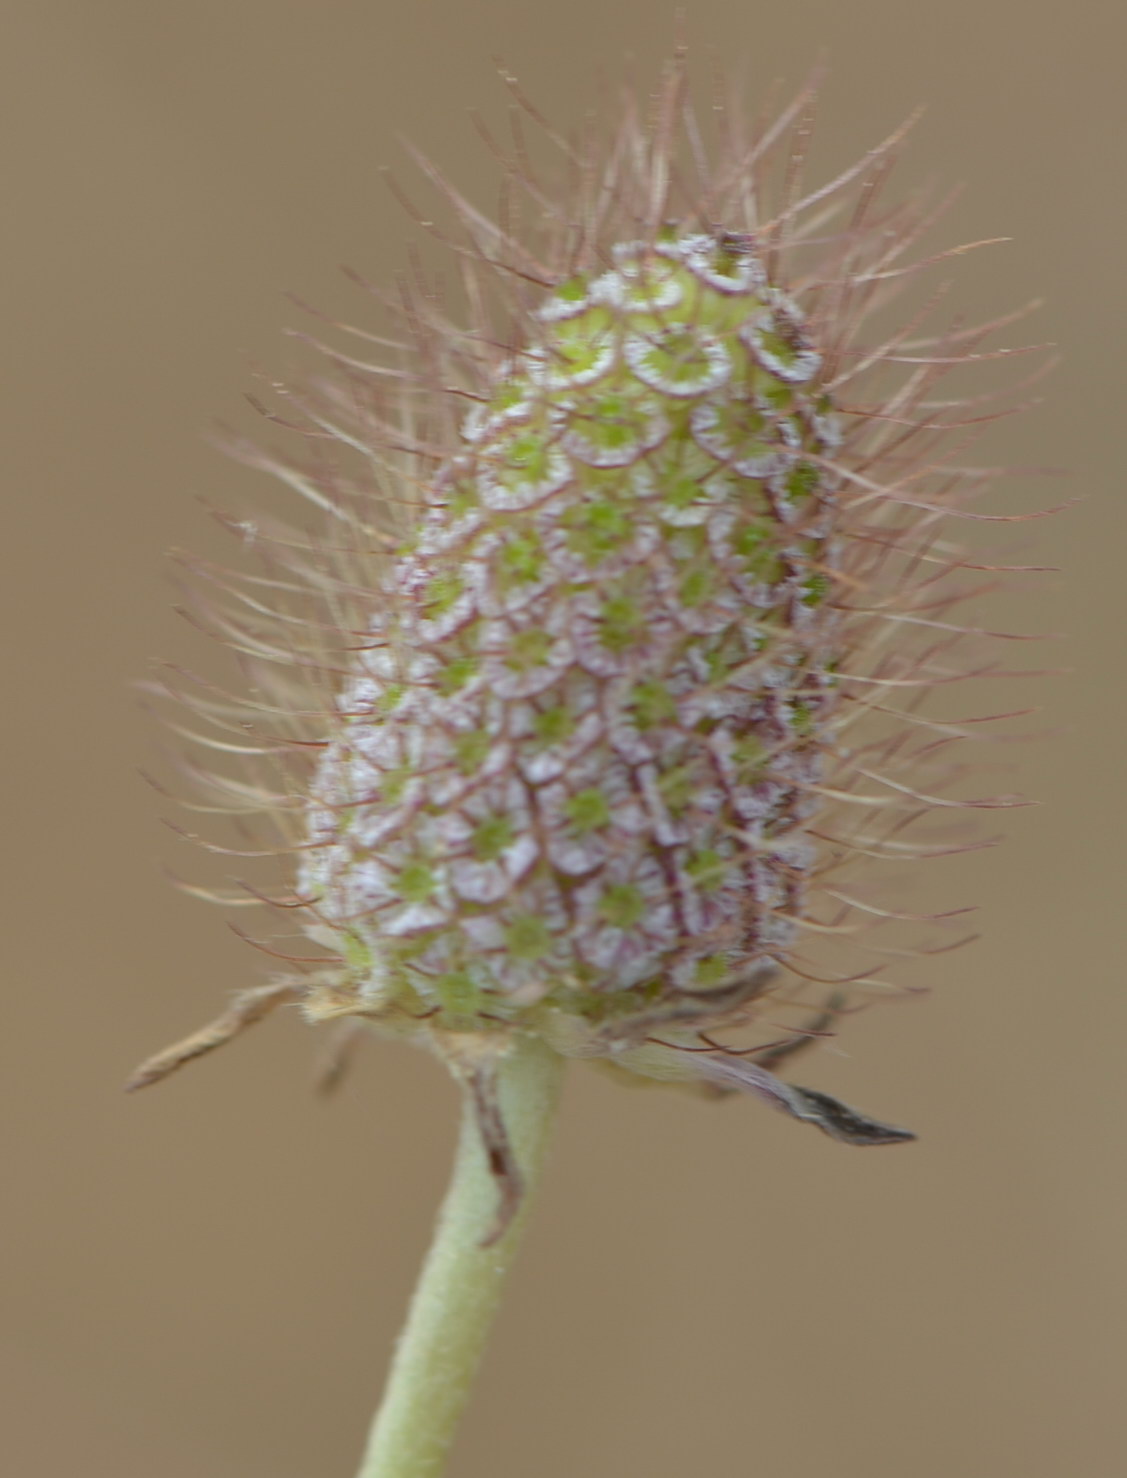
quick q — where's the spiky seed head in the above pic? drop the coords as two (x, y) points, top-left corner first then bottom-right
(132, 55), (1044, 1200)
(301, 233), (840, 1042)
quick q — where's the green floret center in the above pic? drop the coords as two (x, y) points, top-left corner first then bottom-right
(801, 572), (831, 606)
(471, 814), (515, 862)
(499, 431), (554, 491)
(381, 765), (413, 805)
(790, 700), (815, 736)
(787, 461), (819, 500)
(490, 380), (527, 414)
(435, 969), (482, 1018)
(395, 860), (438, 903)
(598, 593), (645, 651)
(505, 914), (552, 962)
(341, 930), (373, 976)
(376, 683), (405, 713)
(452, 729), (491, 773)
(565, 787), (611, 833)
(599, 883), (645, 929)
(759, 329), (798, 367)
(553, 332), (610, 379)
(533, 703), (575, 745)
(732, 735), (767, 781)
(576, 393), (644, 453)
(564, 498), (631, 563)
(497, 531), (544, 586)
(657, 762), (696, 813)
(446, 481), (480, 519)
(664, 472), (709, 510)
(760, 380), (793, 411)
(556, 273), (587, 302)
(711, 401), (771, 462)
(631, 679), (676, 730)
(438, 655), (479, 694)
(684, 849), (726, 891)
(507, 430), (545, 469)
(678, 566), (712, 607)
(711, 238), (748, 278)
(731, 520), (784, 581)
(506, 628), (553, 670)
(732, 521), (766, 558)
(424, 570), (464, 619)
(694, 955), (730, 988)
(638, 329), (713, 386)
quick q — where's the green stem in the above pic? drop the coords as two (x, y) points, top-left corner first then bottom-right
(354, 1035), (566, 1478)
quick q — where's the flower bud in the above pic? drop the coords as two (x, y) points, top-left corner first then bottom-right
(133, 59), (1042, 1212)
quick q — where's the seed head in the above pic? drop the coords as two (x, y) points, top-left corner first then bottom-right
(132, 56), (1045, 1221)
(303, 232), (840, 1032)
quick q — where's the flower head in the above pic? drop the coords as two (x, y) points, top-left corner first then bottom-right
(131, 56), (1044, 1226)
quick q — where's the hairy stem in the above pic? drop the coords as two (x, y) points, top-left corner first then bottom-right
(355, 1035), (566, 1478)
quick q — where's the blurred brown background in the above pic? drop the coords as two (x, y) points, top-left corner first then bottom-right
(3, 2), (1124, 1475)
